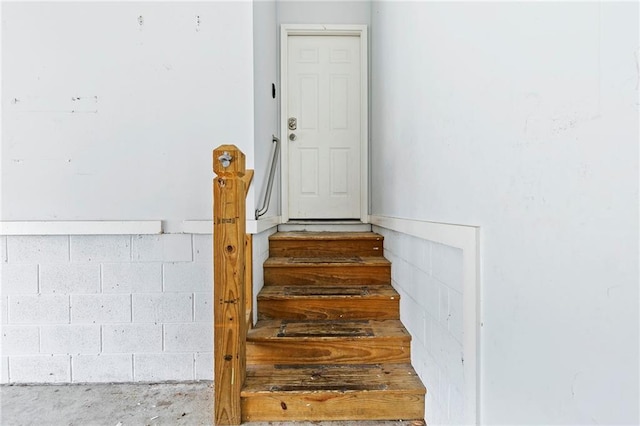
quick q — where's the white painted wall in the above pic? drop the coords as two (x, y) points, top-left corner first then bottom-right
(1, 2), (254, 223)
(0, 1), (256, 384)
(371, 2), (639, 424)
(253, 0), (280, 220)
(277, 0), (370, 25)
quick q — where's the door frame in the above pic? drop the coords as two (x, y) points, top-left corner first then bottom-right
(279, 24), (369, 223)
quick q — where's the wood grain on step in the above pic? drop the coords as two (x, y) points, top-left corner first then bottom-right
(269, 232), (384, 258)
(243, 363), (425, 393)
(242, 364), (425, 422)
(264, 257), (391, 286)
(241, 392), (425, 422)
(248, 319), (410, 339)
(246, 320), (411, 365)
(257, 285), (400, 320)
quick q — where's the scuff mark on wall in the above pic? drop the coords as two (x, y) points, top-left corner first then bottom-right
(571, 372), (581, 399)
(196, 15), (201, 32)
(8, 95), (98, 113)
(606, 285), (626, 298)
(138, 15), (144, 29)
(635, 48), (639, 90)
(71, 96), (99, 102)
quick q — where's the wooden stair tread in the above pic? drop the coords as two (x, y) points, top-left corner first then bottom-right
(269, 232), (385, 258)
(257, 285), (400, 321)
(248, 319), (410, 340)
(265, 256), (390, 267)
(242, 363), (426, 395)
(241, 364), (425, 422)
(258, 285), (399, 300)
(264, 255), (391, 287)
(270, 231), (383, 241)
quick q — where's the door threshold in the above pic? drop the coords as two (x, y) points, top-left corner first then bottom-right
(286, 219), (363, 224)
(279, 220), (371, 233)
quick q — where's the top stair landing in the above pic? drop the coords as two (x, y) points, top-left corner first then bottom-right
(277, 221), (373, 233)
(266, 233), (390, 286)
(269, 232), (384, 258)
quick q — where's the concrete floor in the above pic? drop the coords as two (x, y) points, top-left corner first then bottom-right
(0, 383), (425, 426)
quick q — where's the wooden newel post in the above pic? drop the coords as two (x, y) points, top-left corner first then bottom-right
(213, 144), (251, 425)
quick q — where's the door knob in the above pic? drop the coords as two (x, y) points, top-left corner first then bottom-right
(289, 133), (297, 141)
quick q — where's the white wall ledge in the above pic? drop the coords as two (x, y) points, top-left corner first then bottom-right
(0, 218), (283, 236)
(247, 216), (281, 234)
(180, 221), (212, 235)
(181, 217), (282, 235)
(0, 221), (162, 236)
(370, 215), (478, 248)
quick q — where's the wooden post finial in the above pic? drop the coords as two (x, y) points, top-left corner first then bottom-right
(213, 144), (246, 177)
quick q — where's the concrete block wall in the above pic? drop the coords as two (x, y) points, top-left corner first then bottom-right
(373, 226), (465, 425)
(0, 234), (213, 383)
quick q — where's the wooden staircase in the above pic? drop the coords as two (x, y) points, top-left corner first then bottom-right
(240, 231), (426, 422)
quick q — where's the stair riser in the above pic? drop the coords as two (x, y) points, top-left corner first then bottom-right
(270, 240), (384, 258)
(246, 340), (411, 365)
(241, 393), (425, 422)
(258, 299), (400, 320)
(264, 265), (391, 286)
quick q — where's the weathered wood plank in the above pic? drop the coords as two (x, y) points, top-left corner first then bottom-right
(241, 364), (425, 422)
(246, 320), (411, 365)
(248, 319), (410, 340)
(257, 285), (400, 320)
(265, 256), (390, 267)
(213, 145), (248, 426)
(259, 285), (398, 298)
(257, 298), (399, 320)
(242, 391), (425, 422)
(264, 257), (391, 286)
(282, 286), (374, 296)
(241, 169), (254, 198)
(269, 231), (383, 241)
(269, 232), (384, 258)
(246, 339), (410, 365)
(243, 363), (425, 393)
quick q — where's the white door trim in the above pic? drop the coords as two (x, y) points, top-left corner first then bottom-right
(280, 24), (369, 223)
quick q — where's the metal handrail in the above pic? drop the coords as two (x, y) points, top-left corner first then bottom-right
(255, 135), (280, 219)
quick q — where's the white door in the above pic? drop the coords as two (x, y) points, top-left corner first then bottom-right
(286, 34), (362, 219)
